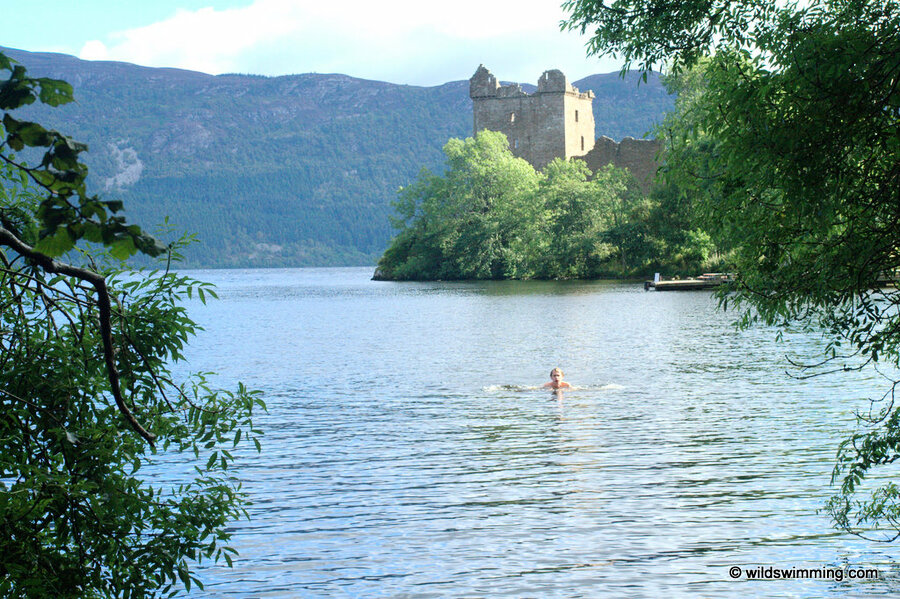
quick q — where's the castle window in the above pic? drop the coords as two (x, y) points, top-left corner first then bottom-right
(514, 139), (519, 149)
(581, 136), (585, 151)
(575, 110), (579, 122)
(510, 112), (516, 123)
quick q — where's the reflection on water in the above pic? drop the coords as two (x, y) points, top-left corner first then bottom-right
(166, 267), (899, 597)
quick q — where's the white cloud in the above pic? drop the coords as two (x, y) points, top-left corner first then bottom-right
(79, 40), (110, 61)
(77, 0), (622, 85)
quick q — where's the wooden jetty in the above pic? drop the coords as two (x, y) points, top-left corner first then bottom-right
(646, 272), (896, 291)
(645, 273), (734, 291)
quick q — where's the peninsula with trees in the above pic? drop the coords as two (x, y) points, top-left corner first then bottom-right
(375, 66), (717, 281)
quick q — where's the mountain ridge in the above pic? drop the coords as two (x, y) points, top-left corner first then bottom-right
(1, 47), (674, 267)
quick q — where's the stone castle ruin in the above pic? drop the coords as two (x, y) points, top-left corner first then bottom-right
(469, 65), (661, 192)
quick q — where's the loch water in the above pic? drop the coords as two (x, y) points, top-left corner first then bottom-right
(169, 267), (899, 598)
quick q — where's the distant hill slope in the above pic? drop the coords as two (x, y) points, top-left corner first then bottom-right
(575, 71), (675, 140)
(2, 48), (674, 267)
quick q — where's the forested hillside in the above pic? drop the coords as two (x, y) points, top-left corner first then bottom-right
(2, 47), (674, 267)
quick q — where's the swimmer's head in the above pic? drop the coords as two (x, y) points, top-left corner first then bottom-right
(550, 368), (563, 379)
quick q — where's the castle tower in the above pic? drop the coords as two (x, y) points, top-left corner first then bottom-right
(469, 65), (595, 170)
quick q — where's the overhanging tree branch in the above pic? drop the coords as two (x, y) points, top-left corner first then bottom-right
(0, 224), (156, 444)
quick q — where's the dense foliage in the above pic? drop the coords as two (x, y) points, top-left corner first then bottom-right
(564, 0), (900, 539)
(375, 130), (719, 280)
(4, 47), (674, 268)
(1, 52), (264, 595)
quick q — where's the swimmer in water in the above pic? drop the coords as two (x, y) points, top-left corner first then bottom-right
(543, 368), (571, 390)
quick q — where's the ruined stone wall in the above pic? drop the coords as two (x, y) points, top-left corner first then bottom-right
(471, 87), (564, 168)
(564, 93), (596, 159)
(469, 65), (661, 191)
(582, 136), (662, 194)
(470, 65), (594, 170)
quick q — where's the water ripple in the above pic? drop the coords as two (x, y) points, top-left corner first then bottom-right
(163, 268), (900, 598)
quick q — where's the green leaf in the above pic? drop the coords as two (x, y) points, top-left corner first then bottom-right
(13, 121), (53, 147)
(36, 78), (74, 107)
(33, 226), (74, 257)
(178, 566), (191, 592)
(82, 222), (104, 243)
(110, 237), (137, 260)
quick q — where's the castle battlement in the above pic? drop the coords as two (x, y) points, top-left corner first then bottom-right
(469, 65), (660, 192)
(469, 65), (596, 170)
(471, 65), (595, 101)
(536, 69), (594, 100)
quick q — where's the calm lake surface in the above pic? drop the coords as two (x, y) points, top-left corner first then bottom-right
(170, 267), (899, 598)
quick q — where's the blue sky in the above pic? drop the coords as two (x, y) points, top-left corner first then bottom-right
(2, 0), (624, 86)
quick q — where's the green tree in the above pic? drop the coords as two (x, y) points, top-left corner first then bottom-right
(563, 0), (900, 539)
(593, 165), (653, 275)
(376, 131), (541, 280)
(645, 66), (726, 276)
(643, 180), (714, 275)
(376, 129), (701, 280)
(1, 53), (264, 596)
(539, 159), (620, 278)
